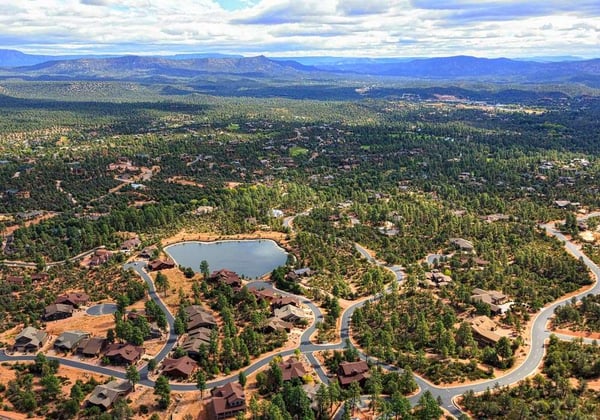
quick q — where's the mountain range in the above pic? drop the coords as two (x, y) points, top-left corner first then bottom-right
(0, 49), (599, 85)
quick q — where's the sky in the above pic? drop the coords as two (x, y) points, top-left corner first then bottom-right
(0, 0), (599, 58)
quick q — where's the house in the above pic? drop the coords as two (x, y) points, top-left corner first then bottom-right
(425, 270), (452, 288)
(181, 329), (212, 359)
(262, 317), (293, 333)
(209, 269), (242, 290)
(185, 306), (217, 331)
(14, 327), (48, 352)
(139, 245), (158, 259)
(162, 356), (197, 379)
(450, 238), (475, 253)
(86, 380), (132, 410)
(148, 258), (175, 271)
(55, 292), (89, 308)
(471, 288), (512, 315)
(43, 303), (74, 321)
(30, 273), (50, 282)
(6, 275), (24, 286)
(54, 331), (90, 352)
(470, 316), (503, 345)
(89, 249), (113, 266)
(279, 357), (308, 382)
(104, 343), (144, 365)
(337, 361), (370, 388)
(210, 382), (246, 420)
(120, 237), (141, 252)
(77, 337), (107, 357)
(274, 304), (308, 323)
(249, 287), (276, 303)
(271, 296), (300, 309)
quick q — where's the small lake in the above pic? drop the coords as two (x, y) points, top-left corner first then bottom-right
(164, 239), (289, 278)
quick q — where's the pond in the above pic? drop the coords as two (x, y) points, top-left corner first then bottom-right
(164, 239), (289, 278)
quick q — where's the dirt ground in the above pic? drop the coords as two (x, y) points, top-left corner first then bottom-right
(166, 176), (205, 189)
(161, 229), (289, 248)
(552, 328), (600, 340)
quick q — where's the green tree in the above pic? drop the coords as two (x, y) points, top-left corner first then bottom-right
(238, 370), (247, 388)
(200, 260), (210, 280)
(155, 271), (170, 296)
(415, 390), (442, 420)
(126, 364), (140, 391)
(196, 370), (206, 399)
(154, 375), (171, 409)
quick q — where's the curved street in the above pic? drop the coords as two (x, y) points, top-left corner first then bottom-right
(0, 217), (598, 418)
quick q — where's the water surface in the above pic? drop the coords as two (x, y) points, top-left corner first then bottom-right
(165, 239), (288, 278)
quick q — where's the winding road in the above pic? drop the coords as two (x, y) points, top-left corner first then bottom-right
(1, 215), (599, 419)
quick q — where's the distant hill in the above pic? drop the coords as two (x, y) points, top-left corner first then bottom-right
(3, 55), (319, 80)
(0, 50), (599, 85)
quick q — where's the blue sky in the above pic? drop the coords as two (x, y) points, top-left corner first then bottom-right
(0, 0), (598, 58)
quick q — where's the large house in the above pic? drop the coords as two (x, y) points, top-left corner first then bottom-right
(43, 303), (74, 321)
(262, 317), (293, 334)
(450, 238), (475, 253)
(89, 249), (113, 267)
(209, 269), (242, 291)
(274, 304), (308, 323)
(162, 356), (197, 379)
(210, 382), (246, 419)
(471, 288), (512, 315)
(185, 306), (217, 331)
(86, 380), (132, 410)
(76, 337), (107, 357)
(55, 292), (89, 308)
(104, 343), (144, 365)
(54, 331), (90, 352)
(279, 357), (308, 382)
(148, 258), (175, 271)
(14, 327), (48, 352)
(271, 296), (300, 309)
(337, 361), (370, 388)
(181, 327), (212, 359)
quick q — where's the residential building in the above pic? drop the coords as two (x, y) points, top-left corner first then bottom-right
(337, 361), (370, 388)
(86, 380), (132, 410)
(471, 288), (512, 315)
(76, 337), (107, 357)
(105, 343), (144, 365)
(210, 382), (246, 419)
(43, 303), (74, 321)
(55, 292), (89, 308)
(209, 269), (242, 290)
(185, 306), (217, 331)
(162, 356), (197, 379)
(54, 331), (90, 352)
(14, 327), (48, 352)
(274, 304), (308, 323)
(279, 357), (308, 382)
(148, 258), (175, 271)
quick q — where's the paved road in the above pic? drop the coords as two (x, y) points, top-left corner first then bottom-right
(1, 216), (598, 417)
(86, 303), (118, 316)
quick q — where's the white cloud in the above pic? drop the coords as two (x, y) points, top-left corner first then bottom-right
(0, 0), (597, 57)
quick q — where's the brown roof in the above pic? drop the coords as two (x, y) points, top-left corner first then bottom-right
(279, 358), (308, 381)
(211, 382), (246, 408)
(338, 361), (370, 386)
(249, 287), (275, 302)
(6, 276), (24, 285)
(163, 356), (197, 377)
(185, 306), (217, 330)
(31, 273), (50, 281)
(209, 269), (241, 288)
(56, 292), (89, 306)
(272, 296), (300, 308)
(105, 343), (144, 362)
(44, 303), (74, 318)
(78, 337), (107, 356)
(148, 258), (175, 271)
